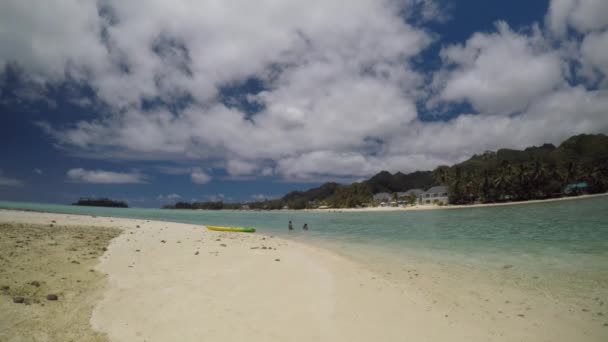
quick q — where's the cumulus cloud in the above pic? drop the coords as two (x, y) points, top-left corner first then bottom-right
(251, 194), (277, 201)
(434, 21), (563, 115)
(204, 193), (227, 202)
(0, 170), (23, 186)
(34, 168), (43, 175)
(157, 193), (181, 201)
(226, 159), (258, 176)
(66, 168), (147, 184)
(190, 169), (211, 184)
(580, 30), (608, 84)
(546, 0), (608, 36)
(3, 0), (608, 181)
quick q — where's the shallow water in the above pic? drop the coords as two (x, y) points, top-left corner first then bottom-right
(1, 197), (607, 284)
(3, 197), (607, 337)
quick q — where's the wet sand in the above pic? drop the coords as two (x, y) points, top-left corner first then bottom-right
(0, 209), (606, 341)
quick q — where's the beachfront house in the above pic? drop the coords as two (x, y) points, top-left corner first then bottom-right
(397, 189), (424, 205)
(373, 192), (392, 206)
(421, 186), (449, 205)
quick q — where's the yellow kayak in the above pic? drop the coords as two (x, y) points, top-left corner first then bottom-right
(207, 225), (256, 233)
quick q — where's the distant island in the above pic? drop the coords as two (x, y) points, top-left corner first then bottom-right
(163, 133), (608, 210)
(73, 198), (129, 208)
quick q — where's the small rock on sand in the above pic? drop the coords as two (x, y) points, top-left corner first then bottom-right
(275, 259), (280, 262)
(13, 296), (25, 304)
(195, 251), (199, 255)
(220, 243), (227, 247)
(46, 294), (58, 301)
(30, 281), (40, 287)
(503, 265), (513, 269)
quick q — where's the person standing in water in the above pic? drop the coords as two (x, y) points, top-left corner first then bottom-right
(288, 220), (293, 231)
(302, 223), (308, 231)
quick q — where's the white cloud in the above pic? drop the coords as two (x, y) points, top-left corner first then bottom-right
(580, 30), (608, 83)
(226, 159), (258, 176)
(251, 194), (276, 201)
(3, 1), (608, 182)
(190, 168), (211, 184)
(435, 22), (563, 115)
(34, 168), (43, 175)
(546, 0), (608, 36)
(204, 193), (226, 202)
(0, 170), (23, 187)
(157, 193), (181, 201)
(66, 168), (147, 184)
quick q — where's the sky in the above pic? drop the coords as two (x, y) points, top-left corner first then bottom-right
(1, 0), (608, 207)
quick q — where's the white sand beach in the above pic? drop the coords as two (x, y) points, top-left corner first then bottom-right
(309, 192), (608, 212)
(1, 209), (606, 341)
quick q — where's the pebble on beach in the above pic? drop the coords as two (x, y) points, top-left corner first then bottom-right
(46, 294), (58, 301)
(13, 296), (25, 304)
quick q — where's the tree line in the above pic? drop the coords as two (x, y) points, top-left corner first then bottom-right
(163, 134), (608, 209)
(433, 134), (608, 204)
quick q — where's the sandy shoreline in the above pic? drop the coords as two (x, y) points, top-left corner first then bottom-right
(307, 192), (608, 212)
(0, 209), (606, 341)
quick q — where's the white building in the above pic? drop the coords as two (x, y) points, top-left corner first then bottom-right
(421, 186), (449, 205)
(397, 189), (424, 204)
(373, 192), (392, 206)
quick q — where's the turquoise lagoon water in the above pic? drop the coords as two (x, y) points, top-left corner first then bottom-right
(1, 197), (608, 278)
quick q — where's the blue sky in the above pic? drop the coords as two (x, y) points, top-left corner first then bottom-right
(1, 0), (607, 207)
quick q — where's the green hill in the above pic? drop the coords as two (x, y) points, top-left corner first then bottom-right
(164, 133), (608, 209)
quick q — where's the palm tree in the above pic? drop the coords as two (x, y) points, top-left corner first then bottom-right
(449, 167), (464, 204)
(530, 159), (549, 198)
(481, 169), (493, 202)
(516, 164), (531, 200)
(494, 160), (513, 200)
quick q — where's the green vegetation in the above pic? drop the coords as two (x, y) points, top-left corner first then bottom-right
(436, 134), (608, 204)
(73, 198), (128, 208)
(163, 134), (608, 210)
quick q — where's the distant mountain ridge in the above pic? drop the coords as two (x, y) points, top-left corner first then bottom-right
(164, 133), (608, 209)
